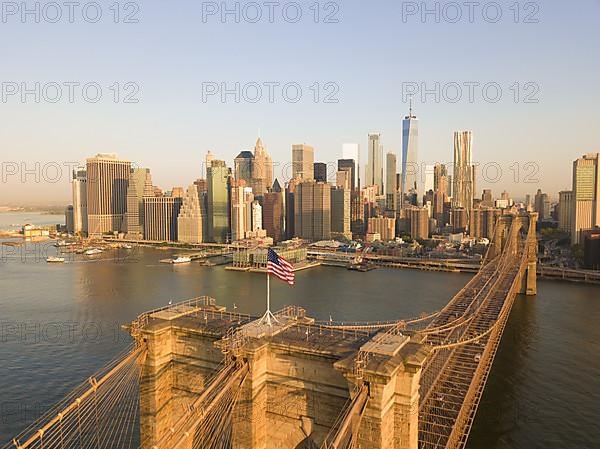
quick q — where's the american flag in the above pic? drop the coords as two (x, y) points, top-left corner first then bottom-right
(267, 248), (295, 286)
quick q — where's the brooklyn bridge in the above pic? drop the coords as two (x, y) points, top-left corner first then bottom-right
(4, 212), (538, 449)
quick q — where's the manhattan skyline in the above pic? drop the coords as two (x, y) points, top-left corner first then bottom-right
(1, 1), (599, 203)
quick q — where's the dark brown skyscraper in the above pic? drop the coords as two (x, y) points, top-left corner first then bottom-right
(314, 162), (327, 183)
(263, 179), (284, 243)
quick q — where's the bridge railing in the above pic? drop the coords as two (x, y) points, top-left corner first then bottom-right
(4, 344), (146, 449)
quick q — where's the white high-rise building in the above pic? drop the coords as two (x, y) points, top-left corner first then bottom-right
(251, 200), (263, 231)
(424, 164), (435, 193)
(71, 168), (87, 236)
(231, 183), (254, 241)
(401, 104), (419, 198)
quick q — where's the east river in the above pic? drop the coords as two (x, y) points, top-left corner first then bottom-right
(0, 237), (598, 447)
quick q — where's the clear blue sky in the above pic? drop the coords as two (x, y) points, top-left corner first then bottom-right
(1, 0), (599, 204)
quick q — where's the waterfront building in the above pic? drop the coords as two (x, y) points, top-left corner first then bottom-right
(143, 196), (182, 242)
(331, 187), (352, 240)
(558, 190), (574, 234)
(314, 162), (328, 183)
(263, 180), (284, 243)
(582, 228), (600, 269)
(124, 168), (153, 239)
(571, 153), (600, 245)
(452, 131), (475, 224)
(71, 168), (88, 236)
(292, 144), (315, 180)
(86, 154), (131, 237)
(386, 152), (397, 211)
(207, 159), (231, 243)
(367, 216), (395, 241)
(251, 138), (273, 196)
(402, 104), (419, 198)
(65, 205), (74, 234)
(366, 133), (383, 193)
(178, 184), (207, 244)
(232, 245), (307, 269)
(294, 180), (331, 241)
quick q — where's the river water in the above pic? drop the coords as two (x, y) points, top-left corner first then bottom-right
(0, 240), (598, 448)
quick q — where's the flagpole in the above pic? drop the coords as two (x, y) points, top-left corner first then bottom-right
(266, 270), (271, 323)
(259, 250), (280, 327)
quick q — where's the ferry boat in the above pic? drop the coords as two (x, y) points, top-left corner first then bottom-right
(123, 244), (133, 250)
(170, 256), (192, 264)
(84, 248), (103, 256)
(46, 257), (65, 263)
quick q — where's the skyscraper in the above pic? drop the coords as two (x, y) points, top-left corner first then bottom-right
(124, 168), (153, 238)
(292, 144), (315, 180)
(251, 200), (262, 231)
(314, 162), (328, 183)
(385, 152), (397, 210)
(207, 160), (230, 243)
(143, 196), (182, 242)
(336, 170), (351, 190)
(294, 180), (331, 241)
(234, 151), (254, 185)
(230, 180), (252, 241)
(331, 186), (351, 240)
(263, 179), (284, 243)
(285, 178), (299, 240)
(452, 131), (475, 219)
(401, 104), (418, 198)
(86, 154), (131, 237)
(71, 168), (87, 236)
(338, 159), (356, 192)
(534, 189), (550, 220)
(177, 184), (207, 244)
(251, 137), (273, 196)
(571, 153), (600, 244)
(366, 133), (383, 193)
(558, 190), (574, 234)
(342, 143), (360, 189)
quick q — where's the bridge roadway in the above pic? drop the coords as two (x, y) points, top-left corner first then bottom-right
(4, 213), (537, 449)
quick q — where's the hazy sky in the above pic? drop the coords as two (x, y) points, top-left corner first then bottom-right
(1, 0), (599, 204)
